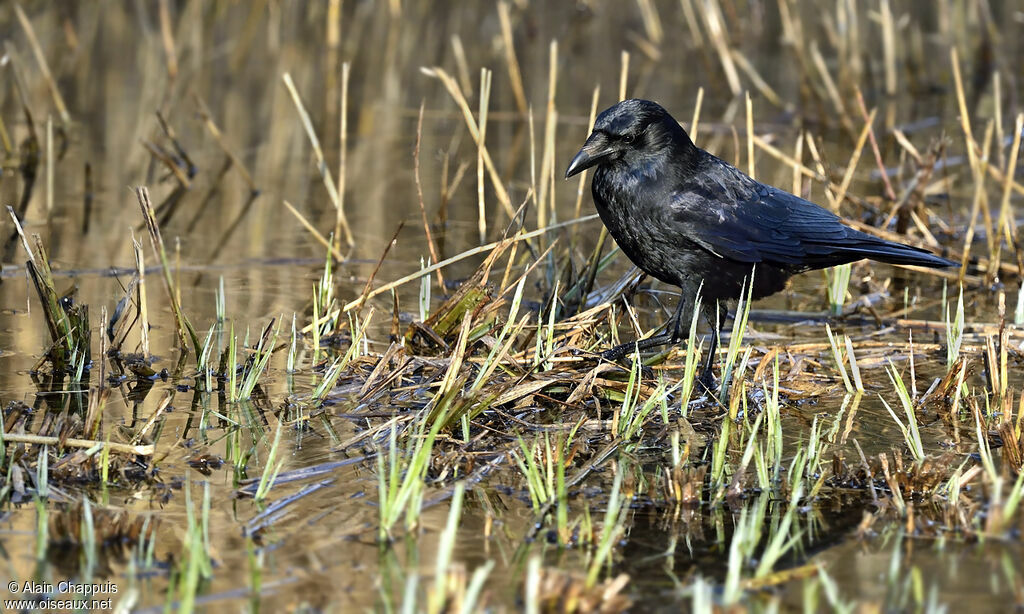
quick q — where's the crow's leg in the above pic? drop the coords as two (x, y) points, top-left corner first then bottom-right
(697, 301), (728, 391)
(602, 289), (692, 361)
(602, 333), (673, 361)
(667, 288), (692, 342)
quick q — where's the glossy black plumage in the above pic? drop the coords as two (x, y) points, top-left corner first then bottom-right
(565, 99), (956, 387)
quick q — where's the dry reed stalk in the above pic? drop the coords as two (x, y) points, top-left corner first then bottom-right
(477, 68), (493, 244)
(423, 67), (517, 222)
(141, 141), (191, 188)
(352, 223), (406, 315)
(13, 3), (70, 124)
(136, 187), (199, 354)
(132, 238), (150, 359)
(450, 35), (473, 96)
(690, 86), (704, 142)
(731, 50), (786, 109)
(573, 86), (601, 223)
(619, 51), (630, 100)
(529, 106), (537, 222)
(158, 0), (179, 79)
(950, 48), (981, 171)
(326, 0), (342, 129)
(892, 129), (922, 164)
(336, 61), (351, 250)
(499, 189), (538, 291)
(994, 115), (1024, 260)
(831, 107), (872, 215)
(730, 124), (741, 167)
(96, 305), (108, 384)
(753, 135), (832, 189)
(627, 30), (662, 61)
(775, 0), (800, 47)
(792, 132), (804, 195)
(678, 0), (705, 47)
(802, 133), (838, 209)
(413, 103), (443, 288)
(282, 200), (344, 261)
(194, 95), (256, 190)
(0, 113), (12, 155)
(993, 72), (1005, 169)
(984, 161), (1024, 198)
(45, 116), (53, 216)
(498, 2), (528, 116)
(880, 0), (896, 99)
(700, 0), (741, 95)
(960, 122), (994, 281)
(855, 89), (896, 201)
(984, 335), (1000, 398)
(497, 115), (536, 293)
(808, 41), (854, 137)
(132, 393), (173, 447)
(999, 292), (1009, 401)
(836, 0), (862, 89)
(2, 433), (154, 456)
(493, 214), (539, 288)
(537, 42), (558, 240)
(636, 0), (664, 44)
(574, 51), (634, 311)
(282, 72), (355, 247)
(906, 210), (939, 247)
(745, 92), (755, 179)
(340, 215), (599, 313)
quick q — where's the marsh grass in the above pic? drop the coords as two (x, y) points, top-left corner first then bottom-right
(7, 208), (90, 375)
(3, 1), (1024, 612)
(825, 263), (853, 316)
(944, 282), (966, 370)
(882, 361), (926, 461)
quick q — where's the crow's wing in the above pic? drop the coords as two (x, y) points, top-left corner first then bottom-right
(668, 160), (947, 270)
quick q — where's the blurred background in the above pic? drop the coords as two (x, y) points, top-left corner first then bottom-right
(1, 1), (1023, 610)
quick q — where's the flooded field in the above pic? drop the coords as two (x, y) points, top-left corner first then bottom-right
(1, 1), (1023, 611)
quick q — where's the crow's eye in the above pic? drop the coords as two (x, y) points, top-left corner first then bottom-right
(621, 133), (636, 144)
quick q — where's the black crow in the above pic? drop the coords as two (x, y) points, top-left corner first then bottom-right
(565, 98), (956, 388)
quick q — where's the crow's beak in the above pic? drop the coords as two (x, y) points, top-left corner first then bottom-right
(565, 132), (614, 179)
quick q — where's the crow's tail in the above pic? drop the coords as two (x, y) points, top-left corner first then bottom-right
(833, 231), (957, 269)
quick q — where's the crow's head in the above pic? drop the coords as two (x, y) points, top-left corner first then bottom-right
(565, 99), (692, 178)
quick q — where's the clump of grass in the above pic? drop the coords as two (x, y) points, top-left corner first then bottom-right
(944, 282), (965, 370)
(170, 478), (213, 613)
(584, 467), (628, 589)
(7, 209), (90, 375)
(235, 318), (280, 402)
(246, 536), (263, 611)
(135, 187), (201, 356)
(825, 324), (854, 393)
(253, 420), (284, 502)
(762, 354), (784, 481)
(720, 278), (755, 403)
(377, 413), (444, 540)
(722, 488), (804, 606)
(423, 483), (494, 614)
(710, 411), (732, 490)
(881, 362), (925, 461)
(825, 263), (852, 316)
(513, 433), (566, 513)
(676, 292), (705, 419)
(35, 446), (49, 560)
(805, 566), (856, 613)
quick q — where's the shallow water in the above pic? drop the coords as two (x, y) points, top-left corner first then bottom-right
(1, 1), (1023, 611)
